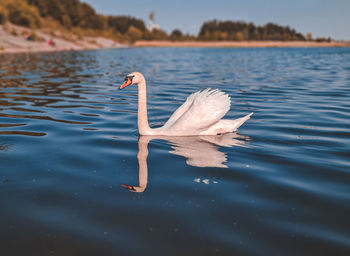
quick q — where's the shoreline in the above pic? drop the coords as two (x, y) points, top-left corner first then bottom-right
(2, 40), (349, 55)
(1, 23), (349, 55)
(133, 40), (350, 48)
(0, 23), (126, 55)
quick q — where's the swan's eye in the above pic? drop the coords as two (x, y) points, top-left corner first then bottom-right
(125, 75), (135, 83)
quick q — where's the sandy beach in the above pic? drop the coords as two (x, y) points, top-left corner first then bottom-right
(1, 23), (349, 55)
(133, 40), (350, 48)
(0, 23), (124, 54)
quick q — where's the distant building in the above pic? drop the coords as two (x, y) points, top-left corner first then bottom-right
(148, 11), (160, 31)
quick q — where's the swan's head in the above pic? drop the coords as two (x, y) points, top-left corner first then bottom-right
(120, 72), (144, 89)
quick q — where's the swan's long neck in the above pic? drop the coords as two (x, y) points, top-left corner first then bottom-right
(137, 79), (152, 135)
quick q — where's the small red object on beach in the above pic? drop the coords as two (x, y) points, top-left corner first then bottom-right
(48, 39), (56, 46)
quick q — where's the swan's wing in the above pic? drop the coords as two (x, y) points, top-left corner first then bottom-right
(162, 91), (199, 128)
(168, 89), (231, 134)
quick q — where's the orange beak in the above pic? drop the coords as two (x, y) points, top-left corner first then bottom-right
(119, 78), (132, 89)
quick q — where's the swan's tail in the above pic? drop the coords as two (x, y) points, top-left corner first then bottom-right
(232, 112), (253, 131)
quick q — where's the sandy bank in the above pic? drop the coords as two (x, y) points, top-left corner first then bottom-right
(1, 23), (349, 55)
(0, 23), (125, 54)
(133, 40), (350, 48)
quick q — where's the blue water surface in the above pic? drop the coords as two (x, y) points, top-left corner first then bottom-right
(0, 47), (350, 256)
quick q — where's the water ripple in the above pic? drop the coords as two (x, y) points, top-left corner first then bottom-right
(1, 48), (350, 255)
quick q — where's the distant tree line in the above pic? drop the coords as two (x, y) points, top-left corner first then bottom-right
(0, 0), (331, 42)
(199, 20), (307, 41)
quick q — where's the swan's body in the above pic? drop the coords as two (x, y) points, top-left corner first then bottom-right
(120, 72), (253, 136)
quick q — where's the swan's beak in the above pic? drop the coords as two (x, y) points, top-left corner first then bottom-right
(119, 78), (132, 89)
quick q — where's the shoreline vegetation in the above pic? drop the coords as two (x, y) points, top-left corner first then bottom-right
(0, 0), (349, 54)
(133, 40), (350, 48)
(1, 23), (349, 55)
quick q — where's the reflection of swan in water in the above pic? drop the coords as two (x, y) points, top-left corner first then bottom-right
(121, 133), (249, 192)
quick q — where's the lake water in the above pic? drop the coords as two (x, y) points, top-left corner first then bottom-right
(0, 47), (349, 256)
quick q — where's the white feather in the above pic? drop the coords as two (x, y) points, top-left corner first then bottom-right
(164, 89), (231, 135)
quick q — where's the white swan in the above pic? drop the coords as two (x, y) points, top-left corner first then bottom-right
(120, 72), (253, 136)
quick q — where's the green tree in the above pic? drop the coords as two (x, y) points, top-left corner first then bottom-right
(199, 19), (307, 41)
(7, 1), (41, 28)
(170, 29), (183, 41)
(107, 15), (146, 34)
(127, 26), (143, 42)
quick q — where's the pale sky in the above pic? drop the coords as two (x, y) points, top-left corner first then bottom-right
(84, 0), (350, 40)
